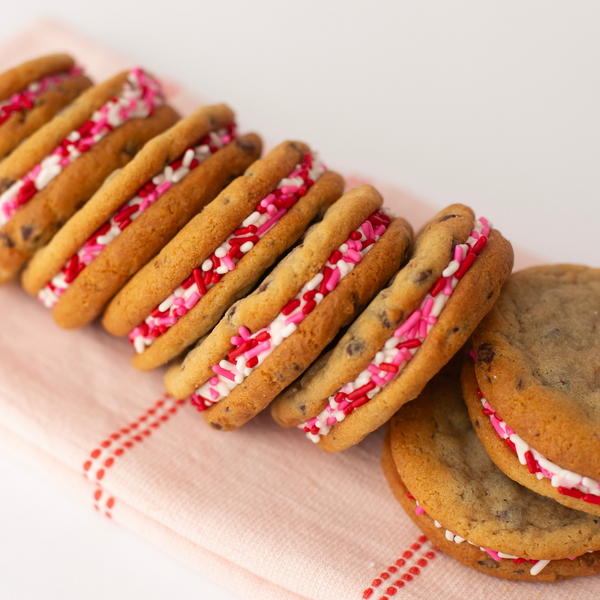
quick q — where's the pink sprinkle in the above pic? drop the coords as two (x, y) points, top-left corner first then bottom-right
(222, 256), (235, 271)
(374, 224), (386, 236)
(267, 204), (277, 216)
(244, 340), (271, 360)
(347, 240), (356, 250)
(454, 245), (464, 262)
(326, 416), (337, 426)
(281, 185), (298, 194)
(256, 208), (286, 236)
(483, 549), (502, 562)
(30, 164), (41, 179)
(418, 319), (428, 339)
(83, 244), (104, 253)
(394, 310), (421, 339)
(157, 182), (171, 195)
(176, 306), (187, 317)
(402, 347), (413, 362)
(326, 405), (335, 414)
(130, 327), (141, 338)
(421, 298), (434, 318)
(209, 376), (219, 386)
(354, 241), (362, 251)
(504, 424), (515, 437)
(326, 267), (341, 291)
(337, 400), (350, 411)
(210, 388), (220, 400)
(469, 349), (476, 361)
(173, 298), (185, 306)
(157, 316), (177, 326)
(483, 400), (493, 412)
(100, 105), (109, 115)
(392, 352), (406, 366)
(367, 364), (380, 375)
(415, 506), (425, 516)
(185, 293), (200, 310)
(261, 194), (276, 207)
(90, 117), (107, 135)
(81, 253), (95, 263)
(146, 190), (158, 203)
(306, 417), (317, 428)
(346, 249), (362, 263)
(471, 229), (480, 239)
(407, 325), (418, 339)
(490, 416), (505, 439)
(479, 217), (490, 237)
(140, 199), (151, 212)
(239, 326), (251, 341)
(231, 336), (244, 345)
(59, 157), (70, 167)
(119, 108), (129, 120)
(362, 220), (374, 239)
(384, 371), (395, 382)
(371, 374), (386, 387)
(213, 364), (235, 381)
(443, 277), (453, 296)
(284, 312), (305, 326)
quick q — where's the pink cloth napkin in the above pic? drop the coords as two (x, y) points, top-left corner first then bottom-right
(3, 19), (593, 600)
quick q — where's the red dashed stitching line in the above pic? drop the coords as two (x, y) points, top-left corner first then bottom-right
(362, 536), (438, 599)
(82, 394), (185, 518)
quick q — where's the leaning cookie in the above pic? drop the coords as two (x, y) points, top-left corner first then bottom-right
(22, 106), (260, 328)
(164, 185), (412, 431)
(382, 355), (600, 582)
(0, 67), (179, 284)
(0, 54), (92, 160)
(467, 265), (600, 516)
(103, 142), (343, 370)
(271, 205), (513, 452)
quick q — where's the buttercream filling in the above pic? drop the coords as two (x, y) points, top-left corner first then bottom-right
(0, 67), (164, 227)
(129, 153), (327, 354)
(478, 389), (600, 506)
(301, 217), (490, 442)
(38, 123), (237, 309)
(0, 66), (83, 127)
(189, 207), (392, 410)
(407, 492), (583, 576)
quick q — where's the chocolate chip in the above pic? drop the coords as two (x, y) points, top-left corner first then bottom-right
(477, 343), (495, 364)
(237, 138), (257, 153)
(381, 311), (393, 329)
(21, 225), (33, 241)
(415, 269), (432, 283)
(299, 404), (305, 414)
(227, 305), (237, 320)
(0, 177), (15, 194)
(0, 232), (14, 248)
(347, 339), (365, 357)
(517, 379), (523, 390)
(258, 282), (269, 293)
(122, 140), (138, 158)
(439, 214), (457, 222)
(210, 422), (222, 430)
(487, 290), (494, 299)
(475, 420), (480, 427)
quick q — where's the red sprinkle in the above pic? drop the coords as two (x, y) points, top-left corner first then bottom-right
(182, 273), (195, 290)
(505, 438), (517, 454)
(347, 381), (376, 400)
(211, 273), (221, 284)
(304, 153), (312, 169)
(302, 300), (317, 314)
(303, 289), (317, 302)
(117, 218), (131, 230)
(379, 363), (398, 373)
(524, 450), (539, 474)
(351, 395), (369, 409)
(429, 277), (446, 297)
(454, 252), (476, 279)
(246, 356), (259, 369)
(334, 392), (347, 403)
(482, 408), (494, 416)
(396, 339), (421, 350)
(471, 235), (488, 255)
(583, 494), (600, 505)
(281, 299), (301, 316)
(350, 231), (362, 240)
(361, 238), (375, 249)
(193, 268), (206, 295)
(114, 205), (140, 225)
(558, 486), (584, 499)
(255, 331), (271, 342)
(203, 270), (212, 286)
(228, 244), (240, 259)
(229, 341), (250, 361)
(319, 266), (332, 295)
(329, 249), (342, 264)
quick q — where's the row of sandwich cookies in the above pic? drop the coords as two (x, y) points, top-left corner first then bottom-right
(383, 265), (600, 581)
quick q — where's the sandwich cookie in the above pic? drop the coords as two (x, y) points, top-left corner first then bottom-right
(382, 355), (600, 582)
(271, 204), (513, 452)
(0, 54), (92, 160)
(102, 142), (343, 370)
(22, 106), (260, 328)
(164, 185), (412, 431)
(467, 265), (600, 516)
(0, 67), (179, 284)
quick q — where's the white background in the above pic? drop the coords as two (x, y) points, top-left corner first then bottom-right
(0, 2), (598, 599)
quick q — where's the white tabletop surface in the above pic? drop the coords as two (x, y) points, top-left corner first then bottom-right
(1, 2), (599, 599)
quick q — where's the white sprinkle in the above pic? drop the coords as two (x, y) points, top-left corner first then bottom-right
(159, 294), (176, 312)
(216, 266), (228, 275)
(134, 337), (146, 354)
(240, 241), (254, 252)
(202, 259), (213, 271)
(306, 273), (324, 291)
(215, 247), (227, 258)
(442, 260), (460, 278)
(281, 323), (297, 338)
(530, 560), (550, 576)
(242, 212), (260, 227)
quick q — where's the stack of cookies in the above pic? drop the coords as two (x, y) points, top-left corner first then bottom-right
(383, 265), (600, 581)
